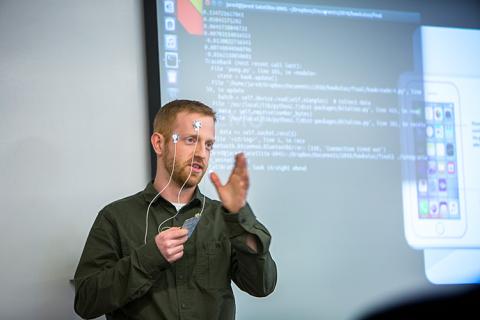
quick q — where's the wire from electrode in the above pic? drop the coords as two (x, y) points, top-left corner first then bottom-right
(144, 134), (178, 244)
(157, 127), (200, 233)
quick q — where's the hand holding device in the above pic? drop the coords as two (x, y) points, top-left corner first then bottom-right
(155, 227), (188, 263)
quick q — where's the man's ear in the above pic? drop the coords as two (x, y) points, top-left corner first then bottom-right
(151, 132), (165, 156)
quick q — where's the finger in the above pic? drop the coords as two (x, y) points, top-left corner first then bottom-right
(172, 228), (188, 239)
(210, 171), (223, 190)
(164, 227), (189, 239)
(234, 153), (248, 176)
(167, 236), (188, 248)
(167, 244), (184, 256)
(166, 247), (184, 263)
(168, 250), (184, 263)
(240, 154), (249, 186)
(244, 173), (250, 190)
(239, 153), (247, 168)
(229, 154), (242, 178)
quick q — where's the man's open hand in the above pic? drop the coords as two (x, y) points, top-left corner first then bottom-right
(210, 153), (249, 214)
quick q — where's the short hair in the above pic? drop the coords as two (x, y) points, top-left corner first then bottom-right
(153, 99), (216, 142)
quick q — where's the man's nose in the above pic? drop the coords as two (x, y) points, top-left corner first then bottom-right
(194, 142), (208, 159)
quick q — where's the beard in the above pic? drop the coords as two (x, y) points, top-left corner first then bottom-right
(163, 146), (206, 188)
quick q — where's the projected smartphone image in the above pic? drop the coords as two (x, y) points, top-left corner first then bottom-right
(415, 98), (464, 229)
(400, 26), (480, 253)
(401, 80), (468, 247)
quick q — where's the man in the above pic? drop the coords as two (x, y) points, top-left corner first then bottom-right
(74, 100), (277, 319)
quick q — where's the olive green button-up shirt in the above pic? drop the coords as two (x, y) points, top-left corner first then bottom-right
(74, 182), (277, 320)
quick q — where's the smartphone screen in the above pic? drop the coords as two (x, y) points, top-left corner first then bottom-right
(416, 101), (461, 220)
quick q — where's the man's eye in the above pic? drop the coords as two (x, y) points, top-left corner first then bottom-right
(185, 137), (196, 144)
(206, 142), (214, 151)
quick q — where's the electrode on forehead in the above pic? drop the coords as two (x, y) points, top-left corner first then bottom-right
(193, 120), (202, 131)
(172, 133), (180, 143)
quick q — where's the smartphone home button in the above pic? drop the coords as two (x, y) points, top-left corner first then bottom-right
(435, 222), (445, 235)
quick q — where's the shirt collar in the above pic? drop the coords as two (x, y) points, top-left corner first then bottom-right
(142, 181), (204, 207)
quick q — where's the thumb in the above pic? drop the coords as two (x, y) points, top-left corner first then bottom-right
(210, 171), (223, 191)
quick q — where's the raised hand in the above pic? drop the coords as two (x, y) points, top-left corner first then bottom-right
(210, 153), (249, 214)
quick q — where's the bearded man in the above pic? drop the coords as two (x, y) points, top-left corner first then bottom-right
(74, 99), (277, 320)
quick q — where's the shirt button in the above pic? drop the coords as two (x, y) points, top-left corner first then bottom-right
(181, 303), (187, 309)
(178, 275), (184, 280)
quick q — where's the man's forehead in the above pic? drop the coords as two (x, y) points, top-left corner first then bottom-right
(173, 112), (215, 134)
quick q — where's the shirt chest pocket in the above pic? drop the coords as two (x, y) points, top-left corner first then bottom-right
(195, 239), (231, 289)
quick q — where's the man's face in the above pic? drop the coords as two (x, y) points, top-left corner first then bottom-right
(162, 112), (215, 189)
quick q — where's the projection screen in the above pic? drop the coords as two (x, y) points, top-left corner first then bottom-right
(143, 0), (480, 318)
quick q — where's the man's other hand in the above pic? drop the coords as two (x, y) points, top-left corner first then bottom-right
(210, 153), (249, 214)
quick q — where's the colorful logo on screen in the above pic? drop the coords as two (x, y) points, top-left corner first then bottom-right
(177, 0), (204, 35)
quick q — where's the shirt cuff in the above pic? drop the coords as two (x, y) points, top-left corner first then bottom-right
(134, 238), (170, 277)
(222, 203), (271, 255)
(222, 203), (256, 237)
